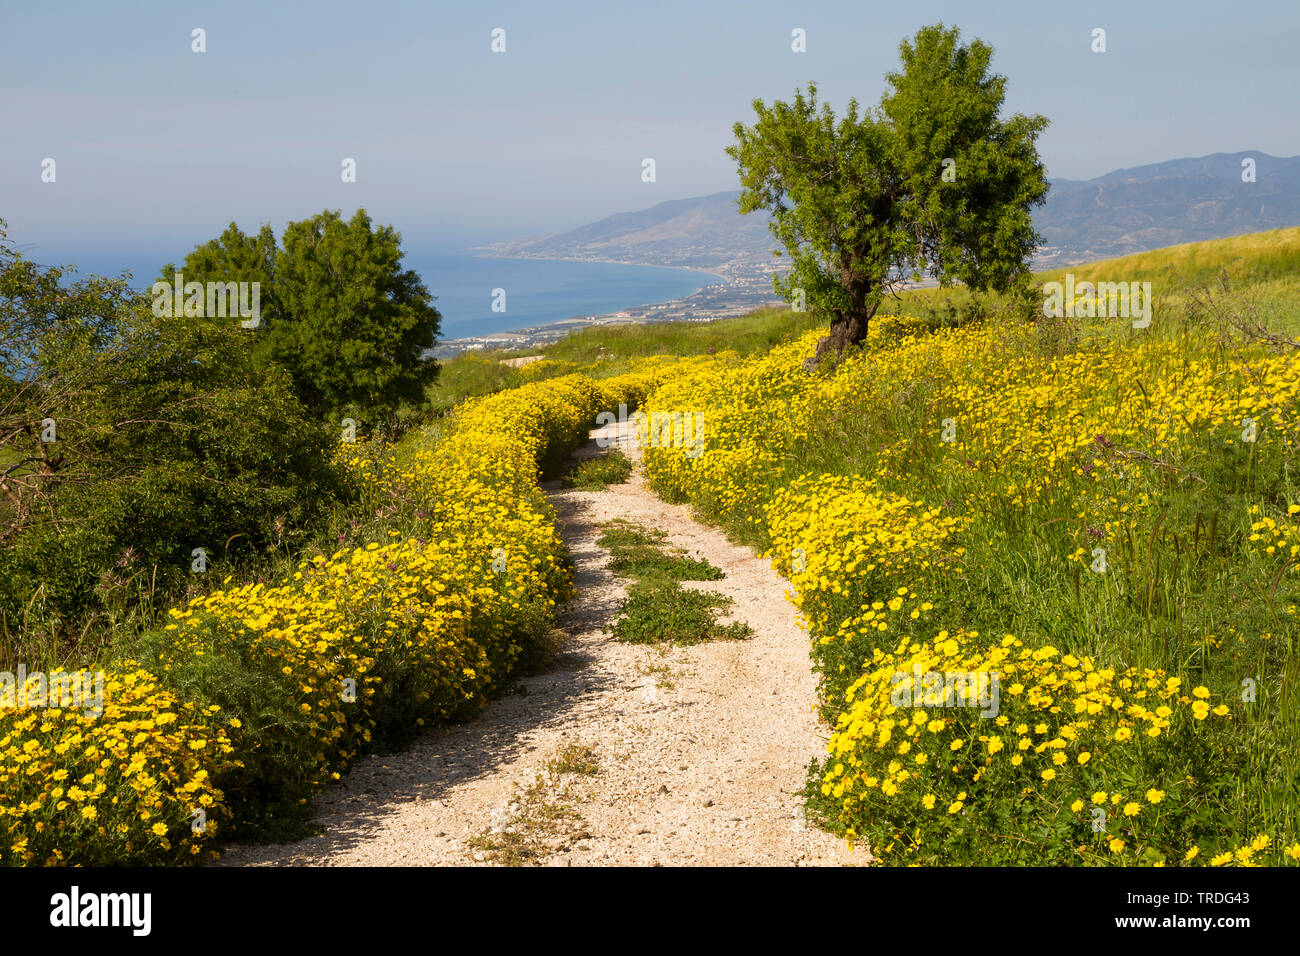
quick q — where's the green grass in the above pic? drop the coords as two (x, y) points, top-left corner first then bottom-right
(597, 519), (750, 645)
(546, 743), (600, 775)
(562, 449), (633, 490)
(892, 225), (1300, 334)
(466, 770), (588, 866)
(424, 350), (523, 416)
(535, 305), (825, 366)
(597, 520), (724, 583)
(0, 447), (20, 531)
(612, 584), (752, 646)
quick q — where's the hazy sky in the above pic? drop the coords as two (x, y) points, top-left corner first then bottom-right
(3, 0), (1298, 272)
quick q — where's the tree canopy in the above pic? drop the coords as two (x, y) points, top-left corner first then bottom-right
(162, 209), (441, 422)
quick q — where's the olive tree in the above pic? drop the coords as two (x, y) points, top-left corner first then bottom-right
(728, 24), (1050, 366)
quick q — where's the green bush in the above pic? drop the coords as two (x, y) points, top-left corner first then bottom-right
(0, 226), (345, 663)
(162, 209), (441, 424)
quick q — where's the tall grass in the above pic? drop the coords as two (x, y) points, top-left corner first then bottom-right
(896, 226), (1300, 333)
(424, 350), (523, 416)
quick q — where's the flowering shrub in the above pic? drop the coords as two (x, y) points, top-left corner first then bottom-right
(765, 474), (966, 633)
(808, 628), (1274, 865)
(0, 667), (231, 865)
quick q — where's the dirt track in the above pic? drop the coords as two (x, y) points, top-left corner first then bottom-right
(218, 420), (859, 866)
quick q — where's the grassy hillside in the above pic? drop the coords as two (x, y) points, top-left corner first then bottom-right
(425, 308), (823, 411)
(536, 306), (825, 364)
(897, 226), (1300, 332)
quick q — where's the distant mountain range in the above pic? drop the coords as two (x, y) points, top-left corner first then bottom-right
(478, 151), (1300, 269)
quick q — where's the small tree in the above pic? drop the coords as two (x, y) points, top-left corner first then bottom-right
(728, 23), (1049, 366)
(162, 209), (441, 422)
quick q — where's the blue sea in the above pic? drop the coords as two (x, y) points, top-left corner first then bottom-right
(409, 255), (716, 338)
(48, 245), (716, 340)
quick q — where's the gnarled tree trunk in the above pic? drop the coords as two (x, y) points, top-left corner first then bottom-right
(804, 270), (878, 370)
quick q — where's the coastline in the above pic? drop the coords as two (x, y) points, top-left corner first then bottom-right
(433, 253), (778, 357)
(472, 250), (729, 284)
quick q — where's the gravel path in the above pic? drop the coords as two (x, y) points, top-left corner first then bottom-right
(218, 420), (861, 866)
